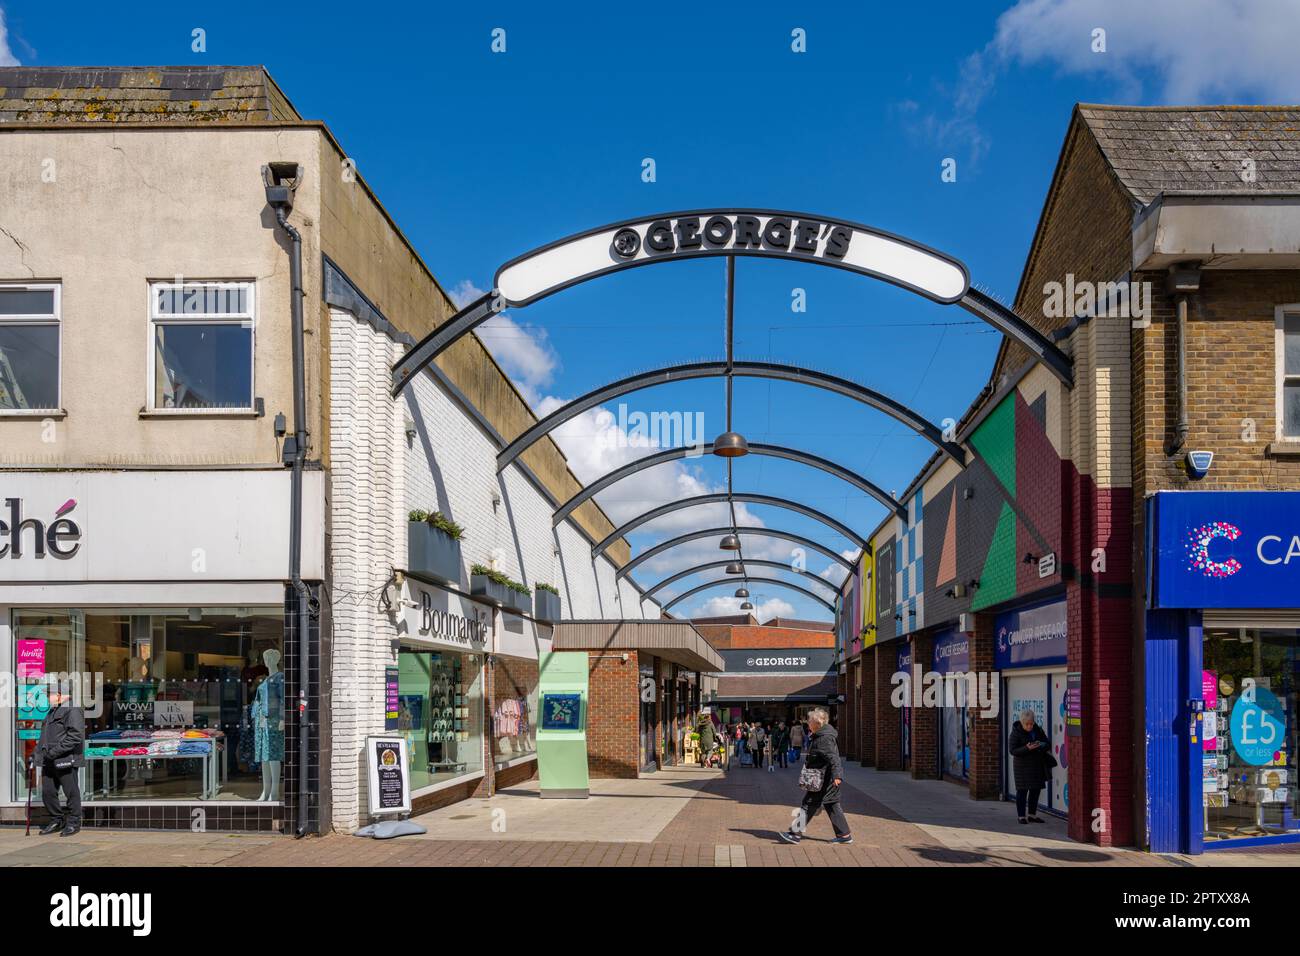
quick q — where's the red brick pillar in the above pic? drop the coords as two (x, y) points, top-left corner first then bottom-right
(873, 643), (903, 770)
(968, 614), (1001, 799)
(910, 633), (939, 779)
(859, 651), (876, 767)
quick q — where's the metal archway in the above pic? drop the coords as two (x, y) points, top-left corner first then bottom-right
(390, 208), (1074, 394)
(557, 441), (904, 530)
(496, 360), (966, 472)
(661, 576), (835, 614)
(618, 526), (857, 579)
(642, 559), (840, 601)
(593, 492), (866, 558)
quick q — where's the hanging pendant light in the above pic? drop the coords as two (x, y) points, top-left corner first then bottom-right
(719, 532), (741, 551)
(712, 431), (749, 458)
(725, 562), (744, 574)
(734, 587), (749, 598)
(739, 601), (754, 611)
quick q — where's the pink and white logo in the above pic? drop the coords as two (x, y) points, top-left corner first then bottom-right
(1186, 521), (1243, 578)
(0, 497), (82, 559)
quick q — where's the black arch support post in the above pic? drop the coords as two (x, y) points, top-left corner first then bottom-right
(643, 559), (841, 600)
(662, 576), (836, 614)
(617, 526), (857, 579)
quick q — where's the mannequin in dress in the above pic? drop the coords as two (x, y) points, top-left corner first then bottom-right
(252, 649), (285, 800)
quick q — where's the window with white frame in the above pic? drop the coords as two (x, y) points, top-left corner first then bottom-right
(0, 282), (61, 412)
(149, 280), (255, 411)
(1283, 309), (1300, 439)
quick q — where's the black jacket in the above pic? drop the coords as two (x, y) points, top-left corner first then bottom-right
(35, 705), (85, 769)
(1008, 721), (1050, 790)
(804, 724), (845, 801)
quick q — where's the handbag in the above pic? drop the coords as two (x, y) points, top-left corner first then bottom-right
(52, 755), (77, 771)
(798, 762), (825, 792)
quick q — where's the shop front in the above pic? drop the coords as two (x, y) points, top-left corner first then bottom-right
(489, 608), (550, 790)
(1, 470), (325, 831)
(995, 596), (1068, 816)
(932, 628), (970, 782)
(712, 646), (839, 726)
(897, 641), (912, 772)
(394, 576), (491, 811)
(1146, 491), (1300, 853)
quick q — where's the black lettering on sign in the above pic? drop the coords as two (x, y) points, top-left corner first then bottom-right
(793, 219), (821, 254)
(734, 216), (762, 248)
(702, 215), (732, 247)
(674, 217), (702, 249)
(762, 217), (792, 250)
(646, 220), (675, 253)
(825, 225), (851, 259)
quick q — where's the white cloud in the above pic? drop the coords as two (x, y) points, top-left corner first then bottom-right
(0, 11), (20, 66)
(692, 595), (797, 623)
(991, 0), (1300, 103)
(904, 0), (1300, 164)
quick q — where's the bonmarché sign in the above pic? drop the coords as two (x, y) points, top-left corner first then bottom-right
(404, 581), (490, 650)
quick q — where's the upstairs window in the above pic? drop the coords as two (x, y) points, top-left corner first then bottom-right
(1283, 310), (1300, 439)
(0, 282), (60, 412)
(149, 281), (255, 411)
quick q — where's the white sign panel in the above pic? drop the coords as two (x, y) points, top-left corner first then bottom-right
(0, 471), (325, 582)
(153, 700), (194, 727)
(496, 610), (553, 660)
(403, 580), (492, 652)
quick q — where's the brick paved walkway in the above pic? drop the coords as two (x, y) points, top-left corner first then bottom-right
(5, 761), (1299, 866)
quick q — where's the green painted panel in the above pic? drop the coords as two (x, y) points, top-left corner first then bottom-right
(537, 651), (590, 797)
(972, 502), (1017, 611)
(970, 394), (1016, 496)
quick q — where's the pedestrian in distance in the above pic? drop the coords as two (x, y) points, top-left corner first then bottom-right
(789, 720), (804, 758)
(749, 722), (766, 769)
(33, 683), (85, 837)
(1008, 708), (1054, 824)
(781, 708), (852, 845)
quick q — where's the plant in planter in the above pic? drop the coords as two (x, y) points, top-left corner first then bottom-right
(407, 509), (465, 585)
(533, 582), (562, 622)
(470, 564), (531, 611)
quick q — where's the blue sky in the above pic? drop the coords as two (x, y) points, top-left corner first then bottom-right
(5, 1), (1296, 620)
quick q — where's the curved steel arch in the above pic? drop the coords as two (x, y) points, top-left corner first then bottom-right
(643, 559), (840, 601)
(593, 492), (867, 558)
(496, 360), (965, 473)
(619, 527), (857, 579)
(557, 440), (903, 531)
(662, 576), (835, 615)
(390, 208), (1073, 395)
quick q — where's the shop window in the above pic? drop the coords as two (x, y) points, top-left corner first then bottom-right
(491, 659), (538, 767)
(395, 647), (484, 791)
(1202, 628), (1298, 842)
(14, 607), (285, 803)
(1280, 310), (1300, 439)
(0, 282), (60, 412)
(148, 281), (254, 411)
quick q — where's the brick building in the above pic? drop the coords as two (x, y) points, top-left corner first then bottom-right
(693, 614), (838, 730)
(837, 104), (1300, 854)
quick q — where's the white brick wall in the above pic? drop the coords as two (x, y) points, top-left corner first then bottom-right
(328, 308), (659, 830)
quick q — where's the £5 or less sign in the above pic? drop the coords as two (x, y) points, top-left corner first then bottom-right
(1230, 682), (1287, 766)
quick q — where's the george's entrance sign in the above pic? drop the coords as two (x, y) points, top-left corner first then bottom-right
(493, 209), (970, 308)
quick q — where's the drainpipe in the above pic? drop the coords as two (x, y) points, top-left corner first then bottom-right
(263, 163), (313, 838)
(1165, 263), (1202, 457)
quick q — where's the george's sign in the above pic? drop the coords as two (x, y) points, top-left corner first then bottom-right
(0, 497), (81, 559)
(493, 208), (969, 308)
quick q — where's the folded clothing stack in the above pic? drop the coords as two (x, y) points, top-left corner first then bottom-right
(111, 747), (149, 756)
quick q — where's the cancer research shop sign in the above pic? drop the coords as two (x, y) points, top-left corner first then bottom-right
(1147, 491), (1300, 609)
(994, 598), (1067, 669)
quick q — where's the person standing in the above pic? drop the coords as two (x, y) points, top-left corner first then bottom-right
(789, 720), (804, 758)
(1008, 708), (1052, 824)
(781, 708), (852, 845)
(773, 721), (790, 769)
(34, 685), (85, 837)
(696, 711), (716, 767)
(749, 722), (766, 769)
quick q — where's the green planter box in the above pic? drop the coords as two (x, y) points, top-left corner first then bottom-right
(534, 589), (561, 623)
(407, 521), (462, 585)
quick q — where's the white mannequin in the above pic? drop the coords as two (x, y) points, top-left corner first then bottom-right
(257, 649), (284, 801)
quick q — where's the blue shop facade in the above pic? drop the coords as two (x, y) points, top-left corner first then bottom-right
(1145, 491), (1300, 853)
